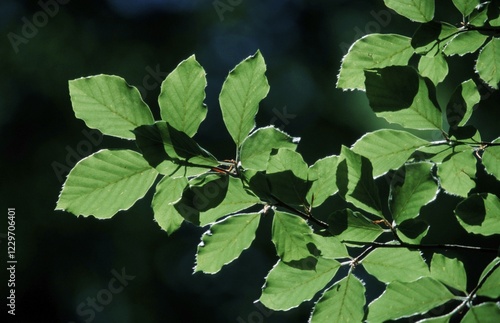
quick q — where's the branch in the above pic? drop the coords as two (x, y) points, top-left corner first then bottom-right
(270, 194), (329, 229)
(343, 240), (499, 253)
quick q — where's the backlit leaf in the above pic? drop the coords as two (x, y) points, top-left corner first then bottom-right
(337, 34), (413, 91)
(219, 50), (270, 146)
(352, 129), (429, 177)
(418, 54), (448, 85)
(152, 176), (188, 235)
(260, 258), (340, 310)
(455, 193), (500, 236)
(368, 277), (455, 322)
(482, 138), (500, 181)
(69, 75), (154, 139)
(384, 0), (434, 22)
(430, 253), (467, 292)
(337, 146), (383, 217)
(327, 209), (384, 244)
(461, 303), (500, 323)
(272, 211), (314, 262)
(362, 248), (429, 283)
(443, 31), (488, 56)
(158, 55), (207, 137)
(437, 150), (476, 197)
(390, 162), (438, 224)
(310, 274), (365, 323)
(307, 155), (340, 207)
(452, 0), (480, 16)
(56, 149), (158, 218)
(446, 79), (480, 128)
(476, 38), (500, 89)
(196, 213), (261, 274)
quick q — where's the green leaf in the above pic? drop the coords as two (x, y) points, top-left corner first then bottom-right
(418, 313), (453, 322)
(461, 303), (500, 323)
(219, 50), (270, 146)
(390, 162), (439, 224)
(56, 149), (158, 218)
(446, 79), (480, 128)
(337, 146), (383, 217)
(158, 55), (207, 137)
(365, 66), (442, 130)
(175, 176), (260, 226)
(478, 257), (500, 283)
(412, 22), (459, 56)
(69, 75), (154, 139)
(452, 0), (480, 16)
(310, 274), (365, 323)
(397, 218), (430, 244)
(337, 34), (413, 91)
(362, 248), (430, 283)
(476, 38), (500, 89)
(240, 126), (299, 171)
(437, 150), (476, 197)
(477, 261), (500, 298)
(384, 0), (434, 22)
(307, 155), (340, 207)
(195, 213), (261, 274)
(272, 211), (314, 262)
(351, 129), (429, 177)
(430, 253), (467, 292)
(260, 258), (341, 311)
(443, 31), (488, 56)
(309, 233), (349, 259)
(266, 148), (311, 207)
(455, 193), (500, 236)
(367, 277), (455, 322)
(418, 54), (448, 85)
(152, 176), (188, 235)
(482, 138), (500, 180)
(133, 122), (218, 168)
(327, 209), (384, 244)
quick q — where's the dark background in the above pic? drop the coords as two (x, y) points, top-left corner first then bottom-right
(1, 0), (499, 322)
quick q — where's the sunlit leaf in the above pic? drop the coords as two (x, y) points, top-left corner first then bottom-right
(219, 50), (270, 146)
(195, 213), (261, 274)
(260, 258), (340, 310)
(337, 146), (383, 217)
(267, 148), (311, 207)
(430, 253), (467, 292)
(69, 75), (154, 139)
(240, 126), (299, 171)
(476, 38), (500, 89)
(455, 193), (500, 236)
(307, 155), (340, 207)
(384, 0), (434, 22)
(437, 150), (476, 197)
(352, 129), (429, 177)
(362, 248), (429, 283)
(452, 0), (480, 16)
(461, 303), (500, 323)
(418, 54), (448, 85)
(482, 138), (500, 181)
(412, 22), (458, 56)
(446, 79), (480, 128)
(309, 233), (349, 259)
(390, 162), (438, 224)
(443, 31), (488, 56)
(272, 211), (315, 262)
(365, 66), (442, 130)
(56, 149), (158, 218)
(152, 176), (188, 235)
(158, 55), (207, 137)
(477, 261), (500, 298)
(368, 277), (455, 322)
(327, 209), (384, 244)
(337, 34), (413, 91)
(310, 274), (365, 323)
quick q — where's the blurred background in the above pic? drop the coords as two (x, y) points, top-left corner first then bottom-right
(1, 0), (499, 322)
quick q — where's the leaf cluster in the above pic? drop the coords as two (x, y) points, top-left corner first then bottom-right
(56, 1), (500, 321)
